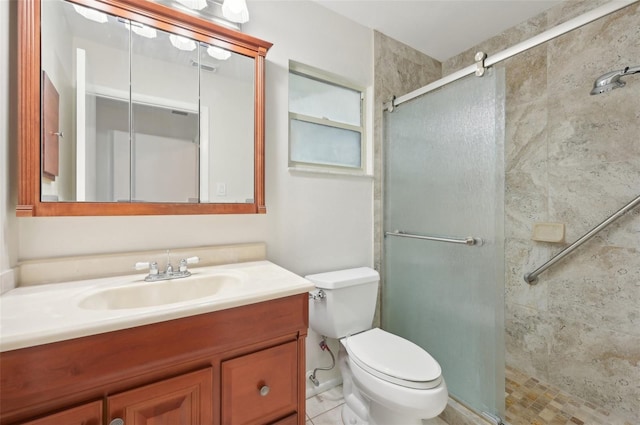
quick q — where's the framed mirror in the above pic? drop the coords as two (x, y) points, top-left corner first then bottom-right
(17, 0), (271, 216)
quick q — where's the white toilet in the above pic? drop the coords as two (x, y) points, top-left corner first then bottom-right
(306, 267), (448, 425)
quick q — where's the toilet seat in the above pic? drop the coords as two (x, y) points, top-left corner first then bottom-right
(342, 328), (442, 390)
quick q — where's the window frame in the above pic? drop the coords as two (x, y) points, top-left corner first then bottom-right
(288, 61), (367, 174)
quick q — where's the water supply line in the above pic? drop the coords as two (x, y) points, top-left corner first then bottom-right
(308, 336), (336, 387)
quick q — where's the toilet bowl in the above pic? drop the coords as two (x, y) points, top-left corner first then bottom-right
(306, 268), (448, 425)
(340, 328), (448, 425)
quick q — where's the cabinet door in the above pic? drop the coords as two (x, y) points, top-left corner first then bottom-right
(222, 341), (298, 425)
(20, 400), (102, 425)
(107, 368), (212, 425)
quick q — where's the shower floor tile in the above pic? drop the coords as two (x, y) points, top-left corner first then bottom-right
(505, 366), (634, 425)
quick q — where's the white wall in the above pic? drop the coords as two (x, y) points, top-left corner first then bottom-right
(1, 0), (18, 293)
(8, 0), (374, 393)
(17, 0), (374, 268)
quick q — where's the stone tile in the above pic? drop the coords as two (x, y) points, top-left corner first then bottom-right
(547, 316), (640, 421)
(546, 244), (640, 336)
(505, 303), (552, 379)
(305, 385), (344, 419)
(505, 98), (548, 194)
(506, 366), (634, 424)
(547, 160), (640, 243)
(310, 405), (343, 425)
(547, 3), (640, 92)
(505, 237), (551, 310)
(504, 44), (548, 107)
(547, 88), (640, 169)
(545, 0), (611, 28)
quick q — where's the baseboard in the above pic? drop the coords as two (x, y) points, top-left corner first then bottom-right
(305, 374), (343, 399)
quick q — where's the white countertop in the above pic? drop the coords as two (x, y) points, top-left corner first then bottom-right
(0, 260), (315, 352)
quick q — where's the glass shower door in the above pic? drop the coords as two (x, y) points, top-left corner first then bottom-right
(383, 69), (505, 418)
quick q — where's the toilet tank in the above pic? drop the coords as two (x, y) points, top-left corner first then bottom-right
(306, 267), (379, 339)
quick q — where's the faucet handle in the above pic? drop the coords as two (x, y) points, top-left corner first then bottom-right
(179, 256), (199, 272)
(135, 261), (159, 275)
(135, 262), (150, 271)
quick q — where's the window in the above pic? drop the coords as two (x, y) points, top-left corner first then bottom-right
(288, 61), (366, 173)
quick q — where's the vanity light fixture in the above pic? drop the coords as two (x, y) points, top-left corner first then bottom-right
(124, 22), (158, 38)
(175, 0), (208, 10)
(207, 45), (231, 60)
(72, 4), (108, 23)
(169, 34), (197, 51)
(222, 0), (249, 23)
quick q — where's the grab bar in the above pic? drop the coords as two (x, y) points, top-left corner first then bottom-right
(385, 230), (483, 246)
(525, 194), (640, 284)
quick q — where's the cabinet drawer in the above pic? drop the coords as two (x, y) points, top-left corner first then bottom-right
(19, 400), (102, 425)
(222, 341), (298, 425)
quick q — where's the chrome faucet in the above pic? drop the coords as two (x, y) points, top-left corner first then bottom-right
(135, 251), (199, 282)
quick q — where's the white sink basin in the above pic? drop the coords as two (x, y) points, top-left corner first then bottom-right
(78, 272), (243, 310)
(1, 260), (316, 352)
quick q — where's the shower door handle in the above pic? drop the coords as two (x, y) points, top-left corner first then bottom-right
(385, 230), (483, 246)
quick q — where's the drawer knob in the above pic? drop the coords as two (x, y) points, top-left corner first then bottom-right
(109, 419), (124, 425)
(259, 385), (270, 396)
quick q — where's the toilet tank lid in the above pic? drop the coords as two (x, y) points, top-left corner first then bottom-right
(305, 267), (379, 289)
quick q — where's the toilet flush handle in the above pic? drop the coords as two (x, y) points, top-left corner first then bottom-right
(308, 289), (326, 301)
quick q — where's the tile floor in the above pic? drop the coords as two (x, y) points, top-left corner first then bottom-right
(305, 385), (448, 425)
(306, 368), (635, 425)
(505, 366), (635, 425)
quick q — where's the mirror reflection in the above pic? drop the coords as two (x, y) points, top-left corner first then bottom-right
(40, 0), (255, 204)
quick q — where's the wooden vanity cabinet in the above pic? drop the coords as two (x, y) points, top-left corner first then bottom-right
(0, 294), (308, 425)
(19, 401), (102, 425)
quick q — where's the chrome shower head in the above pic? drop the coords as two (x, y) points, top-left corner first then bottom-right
(590, 65), (640, 95)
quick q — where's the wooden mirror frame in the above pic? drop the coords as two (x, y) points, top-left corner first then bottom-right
(17, 0), (272, 216)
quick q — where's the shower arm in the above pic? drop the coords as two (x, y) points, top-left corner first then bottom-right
(524, 193), (640, 284)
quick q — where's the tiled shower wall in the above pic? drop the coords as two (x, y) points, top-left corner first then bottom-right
(441, 1), (639, 422)
(374, 0), (640, 422)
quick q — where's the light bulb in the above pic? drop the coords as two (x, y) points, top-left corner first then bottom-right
(73, 4), (108, 23)
(207, 46), (231, 60)
(169, 34), (197, 51)
(222, 0), (249, 23)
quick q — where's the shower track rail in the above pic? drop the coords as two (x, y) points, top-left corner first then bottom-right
(385, 230), (483, 246)
(525, 194), (640, 284)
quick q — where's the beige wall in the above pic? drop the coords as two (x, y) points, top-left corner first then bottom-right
(442, 1), (640, 421)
